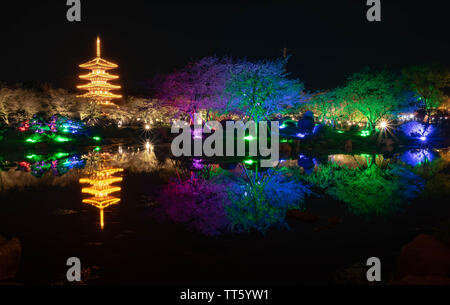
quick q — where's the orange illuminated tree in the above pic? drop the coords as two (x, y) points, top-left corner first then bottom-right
(77, 36), (122, 106)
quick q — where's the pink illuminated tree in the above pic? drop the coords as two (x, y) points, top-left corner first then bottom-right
(155, 56), (233, 122)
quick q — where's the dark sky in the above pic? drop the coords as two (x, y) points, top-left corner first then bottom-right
(1, 0), (448, 95)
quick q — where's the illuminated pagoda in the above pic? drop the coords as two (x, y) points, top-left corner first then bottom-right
(77, 36), (122, 106)
(79, 167), (124, 229)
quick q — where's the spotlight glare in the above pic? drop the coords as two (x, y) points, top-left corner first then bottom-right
(144, 140), (153, 152)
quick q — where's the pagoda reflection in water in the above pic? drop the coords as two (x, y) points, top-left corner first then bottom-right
(79, 167), (124, 229)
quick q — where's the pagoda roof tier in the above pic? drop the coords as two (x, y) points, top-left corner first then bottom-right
(79, 177), (123, 185)
(81, 186), (121, 197)
(77, 92), (123, 99)
(79, 72), (119, 80)
(77, 83), (121, 90)
(96, 168), (124, 175)
(79, 57), (118, 70)
(82, 196), (121, 209)
(95, 101), (119, 106)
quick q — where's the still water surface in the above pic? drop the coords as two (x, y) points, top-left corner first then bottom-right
(0, 144), (449, 284)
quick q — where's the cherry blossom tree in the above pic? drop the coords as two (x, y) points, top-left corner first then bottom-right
(155, 56), (233, 122)
(224, 58), (304, 123)
(0, 86), (42, 125)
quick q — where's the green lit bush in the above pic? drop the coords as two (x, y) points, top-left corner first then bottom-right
(300, 163), (424, 215)
(411, 158), (450, 200)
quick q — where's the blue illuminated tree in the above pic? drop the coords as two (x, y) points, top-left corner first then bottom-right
(224, 58), (305, 123)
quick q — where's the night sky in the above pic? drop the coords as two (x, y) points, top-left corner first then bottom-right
(1, 0), (448, 95)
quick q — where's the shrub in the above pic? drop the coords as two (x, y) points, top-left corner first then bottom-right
(299, 163), (424, 215)
(399, 121), (435, 139)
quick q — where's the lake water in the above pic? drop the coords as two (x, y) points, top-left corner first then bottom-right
(0, 144), (449, 284)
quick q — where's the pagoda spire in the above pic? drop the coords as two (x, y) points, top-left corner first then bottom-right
(96, 36), (101, 57)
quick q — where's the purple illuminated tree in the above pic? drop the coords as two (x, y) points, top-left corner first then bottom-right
(155, 56), (233, 122)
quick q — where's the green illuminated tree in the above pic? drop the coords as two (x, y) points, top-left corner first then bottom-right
(299, 162), (424, 216)
(337, 68), (402, 131)
(402, 64), (450, 122)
